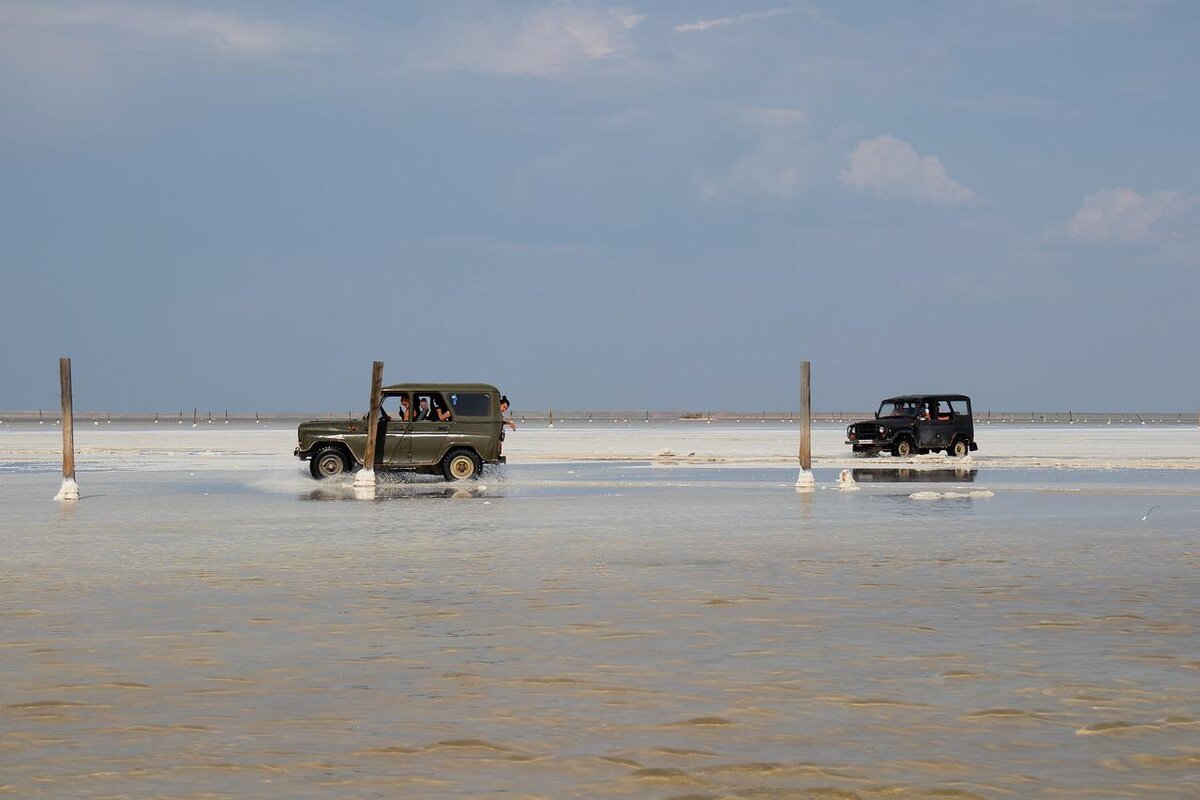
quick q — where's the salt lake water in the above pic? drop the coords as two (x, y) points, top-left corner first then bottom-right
(2, 423), (1198, 797)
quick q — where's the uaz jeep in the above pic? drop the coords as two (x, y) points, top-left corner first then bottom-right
(295, 383), (506, 481)
(846, 394), (978, 458)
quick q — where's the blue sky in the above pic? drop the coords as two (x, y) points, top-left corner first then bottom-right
(1, 1), (1197, 412)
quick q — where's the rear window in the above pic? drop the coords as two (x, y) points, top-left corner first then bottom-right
(449, 392), (491, 417)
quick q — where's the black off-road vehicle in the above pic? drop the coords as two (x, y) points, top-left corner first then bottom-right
(846, 394), (978, 458)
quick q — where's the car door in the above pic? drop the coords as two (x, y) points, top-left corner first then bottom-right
(916, 401), (939, 449)
(409, 391), (452, 465)
(379, 393), (412, 466)
(928, 399), (956, 448)
(946, 399), (971, 444)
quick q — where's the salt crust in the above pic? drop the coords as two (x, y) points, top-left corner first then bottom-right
(909, 490), (995, 500)
(53, 477), (79, 501)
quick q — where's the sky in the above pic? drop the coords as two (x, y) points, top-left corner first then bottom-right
(1, 0), (1197, 413)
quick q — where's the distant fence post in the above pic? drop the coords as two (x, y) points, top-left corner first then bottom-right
(54, 357), (79, 501)
(795, 360), (815, 490)
(354, 360), (384, 489)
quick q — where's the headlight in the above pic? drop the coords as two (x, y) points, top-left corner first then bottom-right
(878, 426), (885, 435)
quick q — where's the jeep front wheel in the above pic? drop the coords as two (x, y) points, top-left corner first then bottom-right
(442, 449), (482, 481)
(310, 445), (351, 479)
(949, 438), (970, 458)
(892, 437), (914, 458)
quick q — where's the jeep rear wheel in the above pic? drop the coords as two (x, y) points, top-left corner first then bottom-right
(892, 437), (914, 458)
(442, 449), (482, 481)
(311, 445), (351, 480)
(950, 438), (970, 458)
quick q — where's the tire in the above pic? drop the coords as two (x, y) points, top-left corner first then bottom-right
(310, 445), (351, 480)
(949, 438), (970, 458)
(442, 448), (482, 481)
(892, 437), (914, 458)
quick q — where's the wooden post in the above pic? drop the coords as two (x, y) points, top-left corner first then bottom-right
(55, 357), (79, 500)
(354, 360), (384, 488)
(796, 360), (814, 489)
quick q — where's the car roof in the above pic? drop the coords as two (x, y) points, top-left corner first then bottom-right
(881, 394), (972, 403)
(382, 383), (500, 394)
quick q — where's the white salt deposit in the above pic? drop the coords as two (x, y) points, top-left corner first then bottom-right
(794, 469), (815, 491)
(52, 476), (79, 501)
(0, 423), (1196, 474)
(910, 490), (995, 500)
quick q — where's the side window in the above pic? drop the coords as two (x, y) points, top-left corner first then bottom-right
(380, 394), (409, 420)
(946, 400), (966, 417)
(450, 392), (491, 417)
(426, 392), (452, 422)
(413, 393), (433, 422)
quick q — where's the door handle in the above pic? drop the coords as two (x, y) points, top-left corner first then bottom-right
(437, 425), (450, 431)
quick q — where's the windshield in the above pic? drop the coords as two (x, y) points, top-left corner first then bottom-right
(877, 400), (919, 418)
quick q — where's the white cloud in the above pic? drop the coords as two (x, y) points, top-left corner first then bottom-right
(1062, 188), (1192, 245)
(674, 8), (801, 34)
(841, 135), (977, 206)
(425, 7), (645, 76)
(701, 107), (810, 201)
(0, 2), (334, 56)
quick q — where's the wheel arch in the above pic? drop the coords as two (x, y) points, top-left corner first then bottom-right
(312, 440), (360, 466)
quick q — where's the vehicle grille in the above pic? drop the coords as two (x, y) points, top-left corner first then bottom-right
(852, 422), (879, 440)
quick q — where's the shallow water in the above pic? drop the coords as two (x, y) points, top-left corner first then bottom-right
(2, 432), (1199, 798)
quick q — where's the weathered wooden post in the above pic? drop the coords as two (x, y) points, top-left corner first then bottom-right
(354, 360), (384, 489)
(795, 360), (814, 490)
(54, 357), (79, 501)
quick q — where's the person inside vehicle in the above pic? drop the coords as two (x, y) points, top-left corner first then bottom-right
(431, 397), (452, 422)
(380, 395), (409, 422)
(919, 403), (932, 421)
(415, 397), (431, 421)
(499, 395), (517, 431)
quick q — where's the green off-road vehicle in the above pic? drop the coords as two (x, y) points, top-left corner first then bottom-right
(295, 383), (506, 481)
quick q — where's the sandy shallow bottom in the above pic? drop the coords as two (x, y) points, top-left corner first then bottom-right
(2, 428), (1199, 798)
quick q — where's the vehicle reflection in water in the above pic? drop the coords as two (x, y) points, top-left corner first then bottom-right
(851, 467), (977, 483)
(301, 483), (496, 501)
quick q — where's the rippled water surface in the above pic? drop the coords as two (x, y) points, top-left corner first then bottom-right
(2, 433), (1199, 798)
